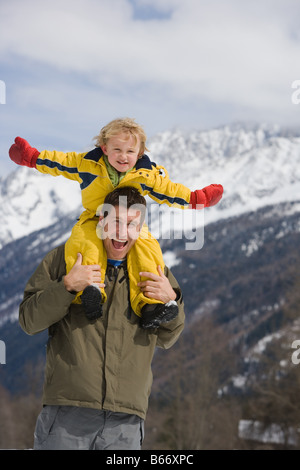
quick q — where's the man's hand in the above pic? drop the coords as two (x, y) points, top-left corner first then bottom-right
(138, 265), (176, 303)
(63, 253), (105, 293)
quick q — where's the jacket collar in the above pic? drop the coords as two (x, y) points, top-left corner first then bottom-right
(84, 148), (156, 170)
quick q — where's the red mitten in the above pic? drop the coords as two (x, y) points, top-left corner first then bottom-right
(190, 184), (223, 208)
(9, 137), (40, 168)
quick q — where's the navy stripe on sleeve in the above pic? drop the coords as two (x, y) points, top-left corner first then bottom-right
(140, 183), (189, 206)
(36, 158), (78, 174)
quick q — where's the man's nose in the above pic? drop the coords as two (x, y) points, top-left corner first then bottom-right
(117, 222), (128, 239)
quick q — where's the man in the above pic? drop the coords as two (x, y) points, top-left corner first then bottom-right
(19, 186), (185, 450)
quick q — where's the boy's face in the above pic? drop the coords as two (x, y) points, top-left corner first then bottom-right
(101, 132), (141, 173)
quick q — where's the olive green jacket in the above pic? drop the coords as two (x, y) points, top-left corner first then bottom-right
(19, 245), (185, 419)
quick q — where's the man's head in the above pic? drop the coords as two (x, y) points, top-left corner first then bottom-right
(96, 187), (147, 260)
(94, 118), (149, 173)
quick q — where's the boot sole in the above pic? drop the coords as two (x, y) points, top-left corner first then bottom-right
(140, 303), (178, 329)
(81, 285), (103, 321)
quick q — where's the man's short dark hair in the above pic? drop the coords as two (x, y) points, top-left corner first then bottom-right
(104, 186), (146, 208)
(102, 187), (147, 223)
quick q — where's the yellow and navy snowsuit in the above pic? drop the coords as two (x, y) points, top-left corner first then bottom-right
(35, 147), (192, 316)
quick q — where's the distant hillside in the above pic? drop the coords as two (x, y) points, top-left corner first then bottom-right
(1, 200), (300, 399)
(151, 200), (300, 398)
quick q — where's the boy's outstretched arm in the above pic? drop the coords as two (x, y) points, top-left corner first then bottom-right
(149, 167), (224, 210)
(9, 136), (84, 183)
(9, 137), (40, 168)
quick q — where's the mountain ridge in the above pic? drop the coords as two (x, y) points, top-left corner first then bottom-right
(1, 121), (300, 250)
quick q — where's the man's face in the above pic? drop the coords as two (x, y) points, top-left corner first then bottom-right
(101, 132), (141, 173)
(99, 204), (143, 260)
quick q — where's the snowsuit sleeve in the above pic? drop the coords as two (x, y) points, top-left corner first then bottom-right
(139, 166), (191, 209)
(35, 150), (84, 183)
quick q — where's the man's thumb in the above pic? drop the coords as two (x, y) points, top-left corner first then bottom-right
(75, 253), (83, 265)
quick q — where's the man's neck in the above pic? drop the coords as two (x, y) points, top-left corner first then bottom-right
(107, 258), (126, 267)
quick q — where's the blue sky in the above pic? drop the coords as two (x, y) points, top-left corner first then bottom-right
(1, 0), (300, 176)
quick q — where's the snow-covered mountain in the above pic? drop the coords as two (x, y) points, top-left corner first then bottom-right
(0, 166), (82, 249)
(147, 122), (300, 222)
(1, 122), (300, 252)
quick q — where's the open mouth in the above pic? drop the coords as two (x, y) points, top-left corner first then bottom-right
(112, 240), (128, 250)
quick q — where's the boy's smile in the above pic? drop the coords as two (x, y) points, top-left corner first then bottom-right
(101, 132), (141, 173)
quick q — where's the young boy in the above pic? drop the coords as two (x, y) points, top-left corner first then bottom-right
(9, 118), (223, 328)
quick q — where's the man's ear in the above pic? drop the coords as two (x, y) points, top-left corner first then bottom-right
(96, 212), (106, 240)
(96, 203), (104, 218)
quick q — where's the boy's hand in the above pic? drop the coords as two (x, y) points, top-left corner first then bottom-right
(9, 137), (40, 168)
(64, 253), (105, 293)
(190, 184), (223, 208)
(138, 265), (176, 303)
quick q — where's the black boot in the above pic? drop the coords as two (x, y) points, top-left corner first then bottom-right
(81, 285), (103, 321)
(140, 301), (178, 329)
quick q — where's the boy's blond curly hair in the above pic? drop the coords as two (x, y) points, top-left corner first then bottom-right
(94, 117), (149, 155)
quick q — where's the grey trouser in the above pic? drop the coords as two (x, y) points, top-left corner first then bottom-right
(33, 405), (144, 450)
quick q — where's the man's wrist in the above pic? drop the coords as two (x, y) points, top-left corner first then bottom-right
(168, 289), (177, 302)
(62, 275), (77, 295)
(172, 288), (181, 302)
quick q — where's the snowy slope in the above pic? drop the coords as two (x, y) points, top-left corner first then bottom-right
(0, 166), (82, 249)
(147, 122), (300, 225)
(1, 122), (300, 249)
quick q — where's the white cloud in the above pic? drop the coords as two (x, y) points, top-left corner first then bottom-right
(1, 0), (300, 176)
(1, 0), (299, 106)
